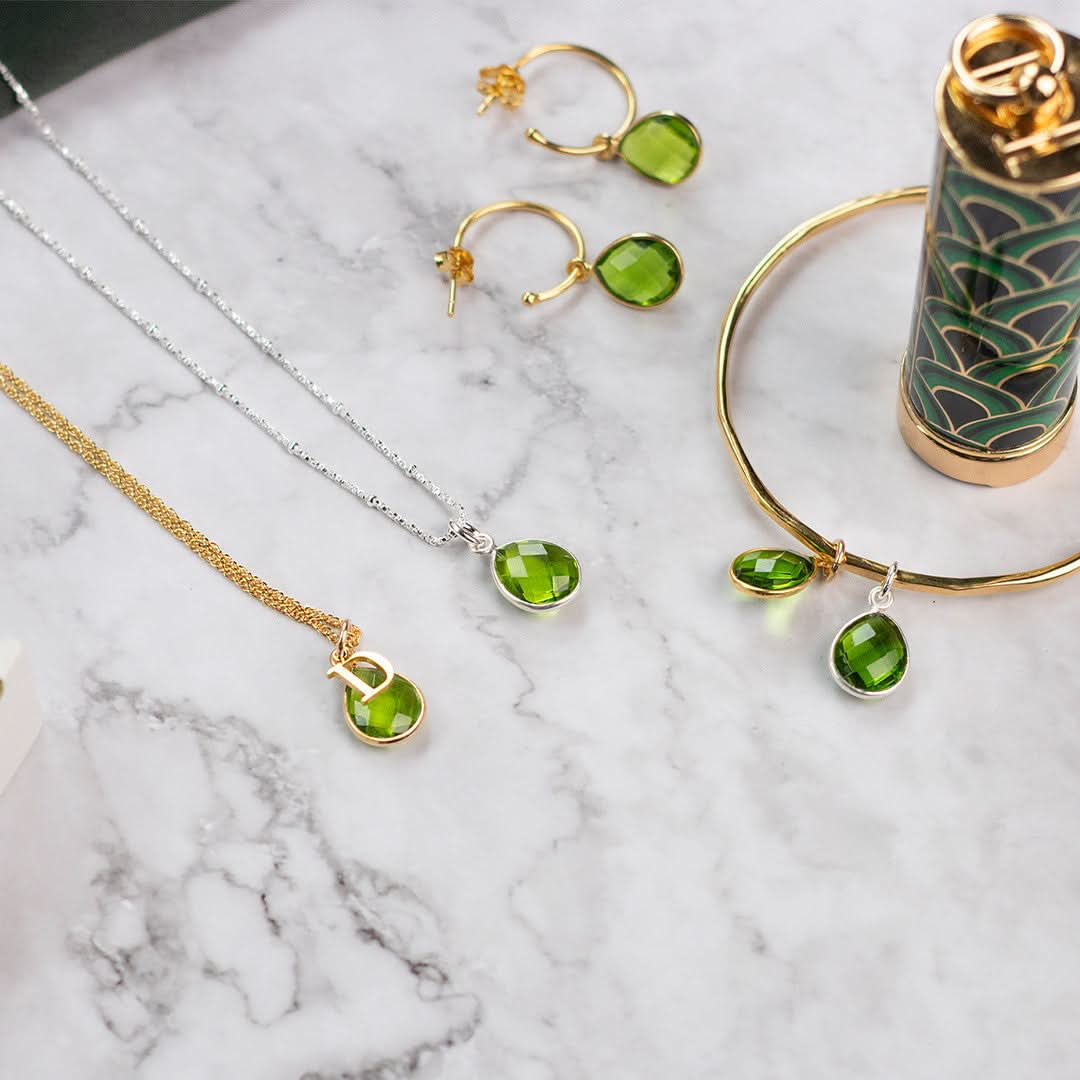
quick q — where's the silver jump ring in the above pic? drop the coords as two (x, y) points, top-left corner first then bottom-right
(449, 519), (495, 555)
(868, 561), (900, 610)
(882, 561), (899, 597)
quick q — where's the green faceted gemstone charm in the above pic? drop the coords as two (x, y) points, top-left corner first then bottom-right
(830, 612), (908, 698)
(730, 549), (817, 596)
(344, 666), (425, 743)
(593, 234), (682, 308)
(492, 539), (581, 611)
(618, 112), (702, 185)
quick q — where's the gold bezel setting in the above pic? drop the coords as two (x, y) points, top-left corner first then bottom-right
(728, 548), (819, 598)
(329, 648), (427, 746)
(592, 232), (685, 310)
(617, 109), (704, 186)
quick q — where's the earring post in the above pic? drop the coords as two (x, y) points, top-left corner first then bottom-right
(480, 44), (637, 156)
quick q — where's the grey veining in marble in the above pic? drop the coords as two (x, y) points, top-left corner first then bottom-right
(2, 1), (1080, 1077)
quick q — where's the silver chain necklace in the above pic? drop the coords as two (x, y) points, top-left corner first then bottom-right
(0, 61), (582, 613)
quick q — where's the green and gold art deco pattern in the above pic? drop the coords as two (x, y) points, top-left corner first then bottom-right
(904, 151), (1080, 454)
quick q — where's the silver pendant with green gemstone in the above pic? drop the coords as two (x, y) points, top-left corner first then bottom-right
(453, 522), (581, 613)
(829, 563), (909, 699)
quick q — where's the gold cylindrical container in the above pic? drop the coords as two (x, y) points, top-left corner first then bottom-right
(900, 14), (1080, 485)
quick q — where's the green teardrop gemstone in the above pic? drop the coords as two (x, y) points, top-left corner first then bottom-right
(492, 539), (580, 611)
(344, 667), (425, 742)
(831, 613), (908, 697)
(731, 549), (816, 595)
(618, 112), (701, 185)
(593, 235), (682, 308)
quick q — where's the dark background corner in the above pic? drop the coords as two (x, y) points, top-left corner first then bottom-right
(0, 1), (232, 117)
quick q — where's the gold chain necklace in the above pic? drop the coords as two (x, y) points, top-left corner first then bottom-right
(0, 364), (426, 747)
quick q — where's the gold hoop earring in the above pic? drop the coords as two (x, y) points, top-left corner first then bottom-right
(474, 43), (702, 186)
(434, 201), (683, 317)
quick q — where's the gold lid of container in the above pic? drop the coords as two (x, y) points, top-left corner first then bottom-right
(938, 14), (1080, 193)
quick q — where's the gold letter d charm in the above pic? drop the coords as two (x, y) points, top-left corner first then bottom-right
(326, 645), (426, 747)
(326, 649), (396, 702)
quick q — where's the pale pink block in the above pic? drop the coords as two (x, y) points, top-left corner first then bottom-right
(0, 641), (42, 797)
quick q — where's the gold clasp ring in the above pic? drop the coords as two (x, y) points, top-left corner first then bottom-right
(948, 13), (1072, 146)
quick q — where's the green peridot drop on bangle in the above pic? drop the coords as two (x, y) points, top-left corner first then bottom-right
(344, 667), (425, 742)
(831, 612), (908, 697)
(731, 549), (817, 595)
(593, 235), (682, 308)
(618, 112), (702, 185)
(492, 539), (580, 611)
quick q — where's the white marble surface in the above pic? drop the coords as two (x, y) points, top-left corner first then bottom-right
(2, 1), (1080, 1076)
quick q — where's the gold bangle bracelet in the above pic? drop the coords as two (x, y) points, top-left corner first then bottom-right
(715, 184), (1080, 598)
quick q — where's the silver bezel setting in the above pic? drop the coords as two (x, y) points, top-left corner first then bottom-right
(828, 610), (909, 700)
(489, 540), (582, 613)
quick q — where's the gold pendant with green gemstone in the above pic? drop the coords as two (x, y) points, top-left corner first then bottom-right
(326, 630), (426, 746)
(616, 111), (702, 185)
(592, 233), (683, 309)
(730, 548), (819, 597)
